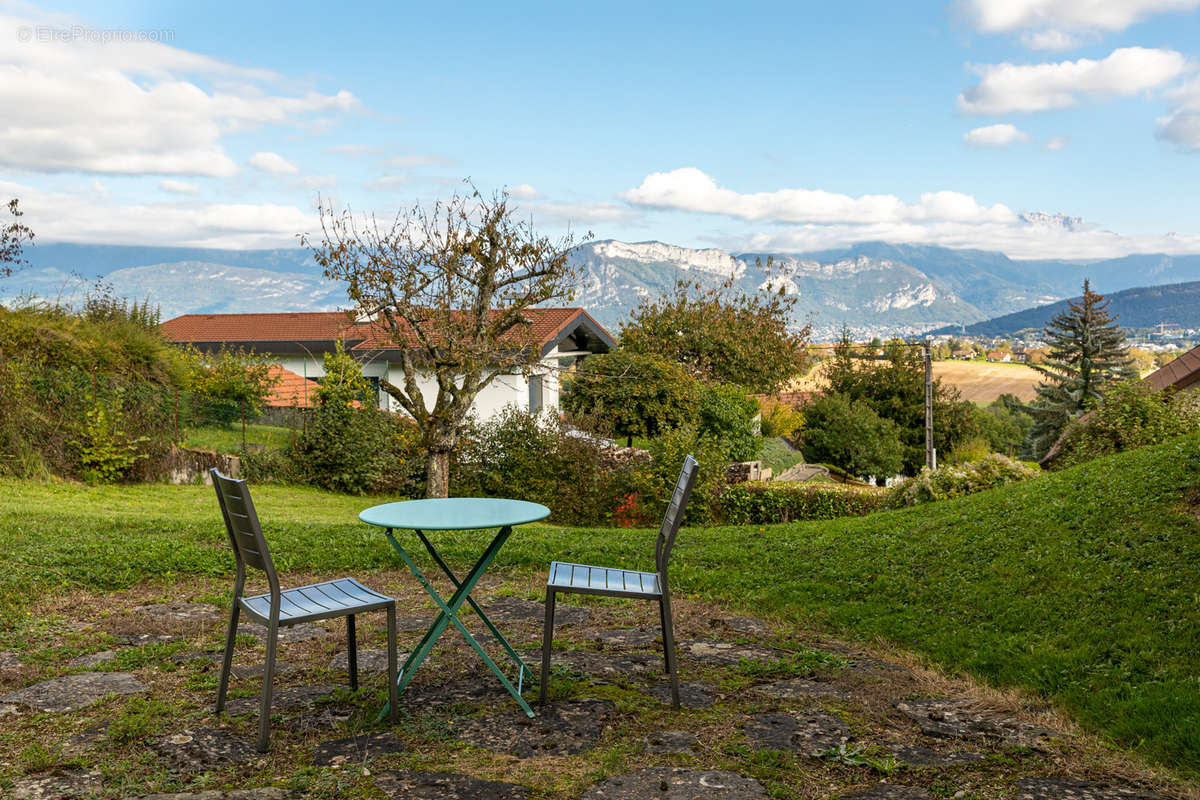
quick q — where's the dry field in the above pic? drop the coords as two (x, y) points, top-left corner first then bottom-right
(933, 360), (1041, 403)
(790, 359), (1041, 403)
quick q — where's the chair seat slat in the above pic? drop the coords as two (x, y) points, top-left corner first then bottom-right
(546, 561), (662, 598)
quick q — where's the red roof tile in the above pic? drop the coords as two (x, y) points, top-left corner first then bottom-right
(161, 308), (600, 352)
(161, 311), (357, 343)
(1143, 343), (1200, 393)
(264, 365), (317, 408)
(749, 391), (816, 407)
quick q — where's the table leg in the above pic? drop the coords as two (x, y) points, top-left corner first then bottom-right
(381, 526), (536, 719)
(415, 529), (534, 681)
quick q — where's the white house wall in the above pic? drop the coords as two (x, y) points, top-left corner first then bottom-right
(380, 363), (559, 420)
(272, 353), (565, 420)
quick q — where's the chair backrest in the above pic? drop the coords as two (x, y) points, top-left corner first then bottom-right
(655, 455), (699, 577)
(211, 469), (279, 591)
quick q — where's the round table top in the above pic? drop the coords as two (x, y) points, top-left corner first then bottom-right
(359, 497), (551, 531)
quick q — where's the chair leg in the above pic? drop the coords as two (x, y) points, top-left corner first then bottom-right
(256, 620), (279, 752)
(660, 594), (680, 710)
(386, 605), (398, 725)
(346, 614), (358, 691)
(215, 602), (239, 714)
(539, 587), (556, 706)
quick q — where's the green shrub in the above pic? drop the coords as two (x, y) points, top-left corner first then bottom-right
(73, 402), (149, 484)
(456, 406), (624, 526)
(239, 445), (299, 485)
(717, 481), (887, 524)
(1052, 379), (1200, 469)
(888, 453), (1040, 507)
(289, 343), (390, 494)
(758, 397), (804, 440)
(561, 350), (700, 447)
(618, 426), (729, 525)
(799, 392), (905, 481)
(696, 383), (760, 462)
(0, 302), (182, 480)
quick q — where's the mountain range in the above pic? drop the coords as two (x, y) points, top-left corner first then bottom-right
(5, 240), (1200, 339)
(928, 280), (1200, 338)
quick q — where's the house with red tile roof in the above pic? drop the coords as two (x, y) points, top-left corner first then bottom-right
(161, 308), (615, 418)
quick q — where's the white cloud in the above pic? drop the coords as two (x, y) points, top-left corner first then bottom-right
(328, 144), (382, 157)
(1045, 136), (1070, 150)
(0, 178), (315, 248)
(527, 201), (641, 227)
(296, 174), (337, 191)
(248, 151), (299, 175)
(1019, 29), (1087, 51)
(963, 123), (1032, 147)
(623, 168), (1200, 259)
(622, 167), (1015, 225)
(959, 47), (1190, 114)
(159, 179), (197, 194)
(383, 154), (457, 169)
(0, 9), (360, 176)
(508, 183), (541, 200)
(961, 0), (1200, 40)
(739, 220), (1200, 261)
(1156, 75), (1200, 150)
(363, 175), (408, 191)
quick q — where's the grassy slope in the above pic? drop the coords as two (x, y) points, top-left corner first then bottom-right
(181, 423), (296, 453)
(1, 434), (1198, 774)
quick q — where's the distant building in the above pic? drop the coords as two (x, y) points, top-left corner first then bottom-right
(161, 308), (615, 419)
(986, 351), (1012, 362)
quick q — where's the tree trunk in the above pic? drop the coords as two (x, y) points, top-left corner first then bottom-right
(425, 449), (450, 498)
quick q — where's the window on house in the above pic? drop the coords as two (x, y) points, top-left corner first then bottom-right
(528, 375), (543, 414)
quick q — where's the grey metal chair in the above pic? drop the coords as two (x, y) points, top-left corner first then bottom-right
(210, 469), (398, 751)
(540, 455), (698, 709)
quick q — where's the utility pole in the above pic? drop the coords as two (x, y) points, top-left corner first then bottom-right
(923, 338), (935, 470)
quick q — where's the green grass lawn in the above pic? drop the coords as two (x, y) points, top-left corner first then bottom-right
(757, 436), (805, 475)
(182, 423), (297, 453)
(2, 434), (1199, 776)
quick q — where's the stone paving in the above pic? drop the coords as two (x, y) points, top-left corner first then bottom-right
(0, 582), (1188, 800)
(578, 767), (768, 799)
(0, 671), (146, 713)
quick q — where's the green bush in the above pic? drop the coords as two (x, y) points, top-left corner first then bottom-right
(696, 383), (760, 462)
(717, 481), (888, 524)
(456, 406), (625, 526)
(889, 453), (1040, 507)
(289, 343), (391, 494)
(73, 402), (149, 484)
(1052, 379), (1200, 469)
(617, 426), (728, 526)
(758, 397), (804, 440)
(0, 302), (182, 481)
(561, 349), (700, 447)
(799, 392), (905, 481)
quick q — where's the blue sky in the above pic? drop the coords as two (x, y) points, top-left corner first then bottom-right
(2, 0), (1199, 258)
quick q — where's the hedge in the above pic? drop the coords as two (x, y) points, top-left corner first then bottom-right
(716, 481), (888, 524)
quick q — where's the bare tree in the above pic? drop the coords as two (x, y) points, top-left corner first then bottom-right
(303, 187), (584, 497)
(1, 199), (34, 280)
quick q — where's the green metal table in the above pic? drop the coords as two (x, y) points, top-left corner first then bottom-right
(360, 497), (550, 718)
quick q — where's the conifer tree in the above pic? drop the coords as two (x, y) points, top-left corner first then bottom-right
(1026, 280), (1136, 460)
